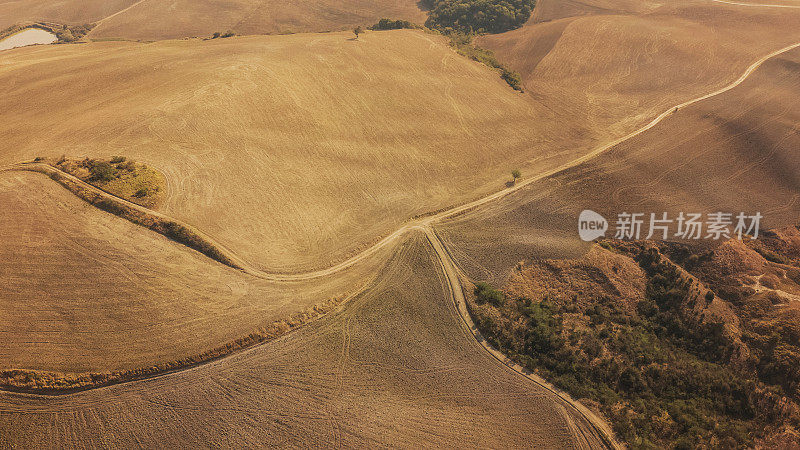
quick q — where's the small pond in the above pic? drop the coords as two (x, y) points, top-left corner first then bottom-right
(0, 28), (58, 51)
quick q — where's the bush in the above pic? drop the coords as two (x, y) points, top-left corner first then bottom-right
(474, 282), (504, 306)
(119, 160), (136, 172)
(372, 18), (416, 30)
(133, 188), (148, 198)
(89, 161), (115, 182)
(110, 156), (126, 164)
(501, 68), (523, 91)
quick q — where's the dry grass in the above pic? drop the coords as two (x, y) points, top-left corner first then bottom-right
(0, 296), (342, 393)
(436, 45), (800, 281)
(479, 0), (800, 139)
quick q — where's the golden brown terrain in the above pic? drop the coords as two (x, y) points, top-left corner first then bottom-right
(479, 0), (800, 140)
(87, 0), (427, 40)
(0, 170), (389, 373)
(438, 45), (800, 282)
(0, 0), (137, 30)
(1, 0), (799, 445)
(0, 0), (426, 40)
(0, 234), (609, 448)
(1, 30), (562, 273)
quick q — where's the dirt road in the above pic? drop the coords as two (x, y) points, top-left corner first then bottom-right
(422, 225), (622, 449)
(8, 37), (800, 282)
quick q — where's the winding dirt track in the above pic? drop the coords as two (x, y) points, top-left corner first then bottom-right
(7, 37), (800, 282)
(2, 33), (797, 447)
(421, 226), (622, 449)
(2, 0), (798, 444)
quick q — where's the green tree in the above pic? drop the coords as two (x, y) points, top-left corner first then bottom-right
(353, 26), (364, 39)
(511, 169), (521, 183)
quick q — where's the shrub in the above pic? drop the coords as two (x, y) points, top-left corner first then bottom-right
(501, 68), (523, 91)
(372, 18), (416, 30)
(89, 161), (115, 182)
(119, 160), (136, 172)
(474, 282), (504, 306)
(110, 156), (126, 164)
(133, 188), (148, 198)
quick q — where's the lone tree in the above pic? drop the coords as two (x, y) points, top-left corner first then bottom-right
(353, 26), (364, 39)
(511, 169), (521, 184)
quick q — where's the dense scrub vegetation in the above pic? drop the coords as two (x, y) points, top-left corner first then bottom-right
(53, 156), (164, 208)
(209, 30), (236, 39)
(469, 241), (800, 448)
(52, 23), (94, 43)
(424, 0), (535, 34)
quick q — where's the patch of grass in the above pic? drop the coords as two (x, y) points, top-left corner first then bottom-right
(474, 281), (505, 306)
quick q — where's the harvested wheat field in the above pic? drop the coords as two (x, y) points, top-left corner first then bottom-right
(0, 234), (607, 448)
(0, 0), (138, 30)
(2, 0), (800, 445)
(0, 170), (391, 373)
(437, 45), (800, 282)
(88, 0), (427, 40)
(479, 0), (800, 139)
(1, 0), (426, 39)
(0, 30), (573, 273)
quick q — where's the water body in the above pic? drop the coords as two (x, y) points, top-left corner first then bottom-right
(0, 28), (58, 51)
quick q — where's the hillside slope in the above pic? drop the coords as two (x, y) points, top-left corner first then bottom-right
(0, 170), (388, 373)
(0, 234), (607, 448)
(437, 45), (800, 282)
(0, 30), (560, 273)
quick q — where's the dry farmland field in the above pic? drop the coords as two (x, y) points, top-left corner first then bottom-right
(1, 0), (800, 446)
